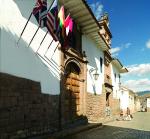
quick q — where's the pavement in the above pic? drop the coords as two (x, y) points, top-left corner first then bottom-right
(29, 123), (103, 139)
(105, 112), (150, 131)
(56, 112), (150, 139)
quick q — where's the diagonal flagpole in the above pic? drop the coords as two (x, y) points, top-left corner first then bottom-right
(44, 40), (54, 55)
(28, 0), (56, 48)
(27, 26), (40, 47)
(51, 43), (59, 57)
(36, 30), (48, 53)
(17, 13), (32, 45)
(44, 42), (59, 66)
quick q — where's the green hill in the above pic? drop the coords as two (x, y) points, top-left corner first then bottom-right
(137, 90), (150, 96)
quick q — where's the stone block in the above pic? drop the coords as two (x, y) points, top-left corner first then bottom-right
(0, 73), (60, 138)
(0, 119), (9, 127)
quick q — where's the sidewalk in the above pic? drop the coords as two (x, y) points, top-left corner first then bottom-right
(52, 112), (150, 139)
(29, 115), (118, 139)
(53, 116), (117, 138)
(51, 123), (103, 139)
(105, 112), (150, 131)
(29, 123), (102, 139)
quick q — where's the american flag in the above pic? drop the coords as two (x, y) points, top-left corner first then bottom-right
(47, 12), (58, 41)
(46, 0), (58, 41)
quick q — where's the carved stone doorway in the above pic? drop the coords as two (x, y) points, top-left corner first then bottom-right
(64, 62), (81, 124)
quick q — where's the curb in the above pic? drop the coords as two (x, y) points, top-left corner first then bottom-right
(51, 123), (103, 138)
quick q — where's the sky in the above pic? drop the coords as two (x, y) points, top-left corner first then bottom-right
(87, 0), (150, 92)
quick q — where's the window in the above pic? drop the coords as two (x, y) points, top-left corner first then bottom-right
(119, 74), (121, 83)
(114, 73), (116, 82)
(68, 23), (82, 53)
(100, 57), (103, 73)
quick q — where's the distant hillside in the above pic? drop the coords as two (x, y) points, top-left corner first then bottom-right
(137, 91), (150, 96)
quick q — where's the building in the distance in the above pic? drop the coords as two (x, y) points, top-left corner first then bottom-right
(119, 86), (137, 114)
(111, 58), (128, 115)
(146, 95), (150, 112)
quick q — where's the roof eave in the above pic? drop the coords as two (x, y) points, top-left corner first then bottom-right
(59, 0), (108, 49)
(112, 58), (128, 73)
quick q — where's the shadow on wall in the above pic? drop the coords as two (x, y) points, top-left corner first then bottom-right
(14, 0), (55, 27)
(0, 66), (88, 139)
(14, 0), (39, 26)
(60, 63), (88, 129)
(1, 27), (60, 94)
(0, 72), (60, 139)
(89, 72), (97, 95)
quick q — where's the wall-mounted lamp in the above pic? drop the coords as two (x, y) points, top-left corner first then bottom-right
(89, 68), (99, 80)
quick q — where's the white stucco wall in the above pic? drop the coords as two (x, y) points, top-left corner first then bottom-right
(82, 35), (104, 94)
(135, 98), (141, 112)
(147, 98), (150, 108)
(111, 64), (120, 98)
(120, 90), (129, 110)
(0, 0), (61, 94)
(129, 93), (135, 113)
(120, 88), (136, 113)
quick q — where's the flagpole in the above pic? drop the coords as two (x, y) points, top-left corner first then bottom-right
(28, 0), (56, 48)
(36, 31), (48, 53)
(27, 26), (40, 47)
(44, 40), (54, 55)
(17, 13), (32, 45)
(40, 31), (48, 46)
(51, 43), (59, 57)
(47, 0), (56, 11)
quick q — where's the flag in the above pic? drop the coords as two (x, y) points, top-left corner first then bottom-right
(58, 6), (65, 45)
(50, 0), (58, 32)
(68, 19), (73, 32)
(47, 12), (58, 41)
(46, 0), (58, 41)
(65, 14), (73, 36)
(58, 6), (65, 28)
(39, 0), (47, 27)
(32, 0), (43, 23)
(32, 0), (47, 27)
(64, 14), (70, 28)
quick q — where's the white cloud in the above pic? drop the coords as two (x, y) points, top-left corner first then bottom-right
(123, 43), (131, 48)
(122, 63), (150, 92)
(146, 39), (150, 48)
(110, 47), (121, 56)
(110, 43), (132, 57)
(125, 63), (150, 76)
(123, 78), (150, 92)
(90, 2), (103, 19)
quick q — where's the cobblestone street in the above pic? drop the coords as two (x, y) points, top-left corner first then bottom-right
(57, 112), (150, 139)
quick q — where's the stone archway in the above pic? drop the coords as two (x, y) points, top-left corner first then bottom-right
(63, 61), (81, 124)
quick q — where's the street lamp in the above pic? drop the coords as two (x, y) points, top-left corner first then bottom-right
(89, 68), (99, 80)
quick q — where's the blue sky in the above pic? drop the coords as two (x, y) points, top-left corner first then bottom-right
(87, 0), (150, 92)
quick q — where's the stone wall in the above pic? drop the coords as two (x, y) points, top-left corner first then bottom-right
(111, 98), (120, 115)
(86, 92), (106, 122)
(0, 73), (59, 139)
(86, 91), (120, 122)
(147, 108), (150, 112)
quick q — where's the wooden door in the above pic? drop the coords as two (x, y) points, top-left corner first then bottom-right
(64, 63), (80, 123)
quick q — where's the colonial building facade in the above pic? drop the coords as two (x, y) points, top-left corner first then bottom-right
(119, 86), (137, 114)
(0, 0), (128, 138)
